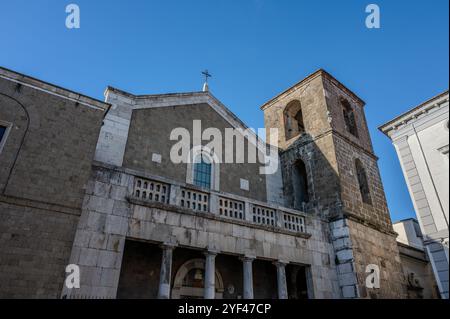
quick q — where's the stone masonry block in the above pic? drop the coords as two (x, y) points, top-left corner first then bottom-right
(342, 285), (357, 298)
(78, 248), (99, 267)
(336, 249), (353, 263)
(97, 250), (118, 268)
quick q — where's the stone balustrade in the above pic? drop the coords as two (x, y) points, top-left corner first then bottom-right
(131, 175), (307, 234)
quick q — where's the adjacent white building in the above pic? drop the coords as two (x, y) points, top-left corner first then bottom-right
(380, 91), (449, 299)
(393, 218), (439, 298)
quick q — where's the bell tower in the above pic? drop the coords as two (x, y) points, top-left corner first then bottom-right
(262, 69), (406, 298)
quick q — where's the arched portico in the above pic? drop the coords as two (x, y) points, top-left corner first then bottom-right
(171, 258), (224, 299)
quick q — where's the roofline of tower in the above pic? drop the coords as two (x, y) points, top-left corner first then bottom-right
(260, 69), (366, 111)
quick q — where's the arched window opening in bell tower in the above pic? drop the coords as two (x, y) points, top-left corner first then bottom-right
(355, 159), (372, 205)
(284, 100), (305, 140)
(341, 99), (358, 137)
(292, 159), (309, 209)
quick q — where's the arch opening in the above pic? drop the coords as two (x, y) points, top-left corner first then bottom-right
(284, 100), (305, 140)
(342, 99), (358, 137)
(172, 258), (224, 299)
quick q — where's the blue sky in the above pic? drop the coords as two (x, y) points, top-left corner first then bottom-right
(1, 0), (448, 222)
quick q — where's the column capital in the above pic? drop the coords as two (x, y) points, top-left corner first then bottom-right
(240, 255), (256, 262)
(160, 242), (177, 250)
(204, 248), (220, 257)
(273, 260), (288, 268)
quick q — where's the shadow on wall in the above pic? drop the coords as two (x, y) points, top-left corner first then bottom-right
(280, 132), (343, 218)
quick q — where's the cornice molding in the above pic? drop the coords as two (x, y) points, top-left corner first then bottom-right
(379, 91), (449, 137)
(260, 69), (365, 111)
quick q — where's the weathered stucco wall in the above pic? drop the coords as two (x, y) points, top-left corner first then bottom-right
(397, 243), (439, 299)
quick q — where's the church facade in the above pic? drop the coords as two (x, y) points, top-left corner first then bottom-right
(0, 66), (407, 299)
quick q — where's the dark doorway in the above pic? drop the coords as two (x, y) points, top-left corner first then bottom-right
(286, 264), (310, 299)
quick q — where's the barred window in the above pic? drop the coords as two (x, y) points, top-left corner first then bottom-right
(193, 155), (212, 189)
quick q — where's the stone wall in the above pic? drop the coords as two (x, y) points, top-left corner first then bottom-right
(329, 219), (359, 298)
(0, 75), (106, 208)
(262, 73), (331, 151)
(264, 70), (392, 232)
(63, 164), (341, 299)
(280, 133), (341, 211)
(0, 201), (79, 298)
(264, 70), (406, 298)
(347, 219), (407, 298)
(123, 104), (267, 202)
(61, 166), (131, 299)
(333, 134), (392, 231)
(0, 68), (108, 298)
(329, 218), (408, 299)
(397, 243), (439, 299)
(322, 74), (373, 154)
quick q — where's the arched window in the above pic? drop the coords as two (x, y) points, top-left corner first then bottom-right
(193, 154), (212, 189)
(187, 146), (220, 191)
(342, 99), (358, 137)
(284, 100), (305, 140)
(355, 159), (371, 204)
(292, 159), (309, 208)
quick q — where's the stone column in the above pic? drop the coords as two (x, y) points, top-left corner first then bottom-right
(157, 243), (176, 299)
(273, 261), (288, 299)
(240, 256), (255, 299)
(204, 250), (218, 299)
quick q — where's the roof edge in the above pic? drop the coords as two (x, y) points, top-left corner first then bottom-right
(105, 85), (208, 100)
(260, 69), (366, 110)
(104, 86), (271, 149)
(378, 90), (449, 135)
(0, 66), (110, 111)
(393, 217), (419, 224)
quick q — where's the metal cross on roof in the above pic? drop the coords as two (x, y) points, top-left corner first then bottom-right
(202, 69), (212, 83)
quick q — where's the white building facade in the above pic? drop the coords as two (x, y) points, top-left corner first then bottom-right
(380, 91), (449, 299)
